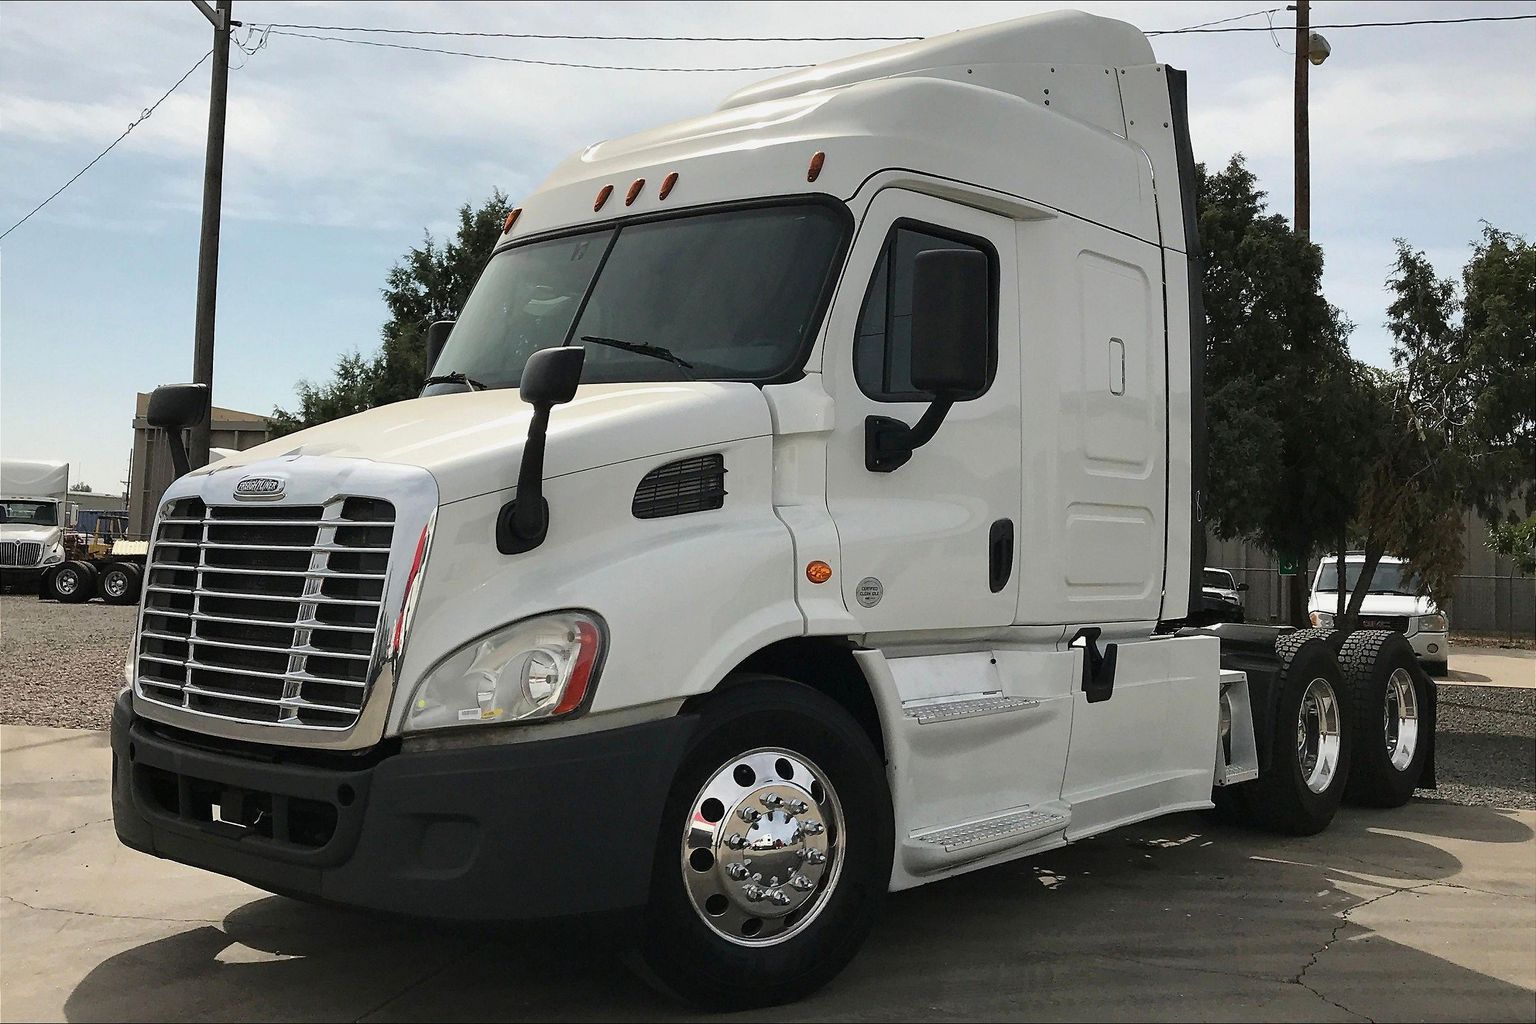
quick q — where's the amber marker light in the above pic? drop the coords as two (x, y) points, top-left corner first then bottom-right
(502, 208), (521, 233)
(806, 560), (833, 584)
(625, 178), (645, 206)
(659, 171), (679, 200)
(807, 151), (826, 183)
(594, 184), (614, 212)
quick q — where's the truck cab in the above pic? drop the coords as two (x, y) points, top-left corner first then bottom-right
(110, 12), (1431, 1008)
(0, 459), (71, 589)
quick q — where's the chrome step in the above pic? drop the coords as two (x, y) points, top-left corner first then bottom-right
(904, 806), (1070, 873)
(902, 694), (1038, 725)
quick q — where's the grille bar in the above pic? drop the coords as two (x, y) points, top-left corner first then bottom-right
(136, 496), (395, 730)
(0, 541), (44, 567)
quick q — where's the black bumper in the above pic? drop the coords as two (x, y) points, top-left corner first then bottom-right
(111, 693), (697, 920)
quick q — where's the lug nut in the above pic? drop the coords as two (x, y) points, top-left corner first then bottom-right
(743, 884), (767, 902)
(790, 874), (814, 891)
(761, 793), (784, 809)
(786, 799), (809, 814)
(768, 889), (792, 906)
(726, 833), (747, 849)
(726, 863), (749, 880)
(800, 848), (827, 864)
(799, 820), (825, 836)
(738, 807), (761, 823)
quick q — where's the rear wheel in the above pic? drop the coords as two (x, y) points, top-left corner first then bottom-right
(97, 562), (142, 605)
(1229, 634), (1351, 835)
(630, 676), (891, 1010)
(48, 561), (97, 603)
(1339, 631), (1431, 807)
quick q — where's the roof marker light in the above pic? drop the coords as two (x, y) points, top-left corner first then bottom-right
(659, 171), (679, 200)
(594, 184), (614, 212)
(625, 178), (645, 206)
(502, 208), (521, 234)
(807, 151), (825, 183)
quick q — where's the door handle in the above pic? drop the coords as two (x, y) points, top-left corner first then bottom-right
(988, 519), (1014, 593)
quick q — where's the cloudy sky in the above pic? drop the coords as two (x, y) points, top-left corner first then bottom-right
(2, 1), (1532, 491)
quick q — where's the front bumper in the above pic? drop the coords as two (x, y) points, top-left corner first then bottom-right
(112, 693), (697, 920)
(0, 565), (48, 587)
(1408, 631), (1448, 663)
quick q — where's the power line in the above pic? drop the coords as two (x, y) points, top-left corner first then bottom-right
(1149, 12), (1536, 34)
(264, 28), (814, 71)
(1158, 8), (1283, 34)
(1, 50), (212, 242)
(249, 23), (924, 43)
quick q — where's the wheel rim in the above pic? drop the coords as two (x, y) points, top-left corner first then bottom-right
(681, 747), (844, 947)
(1384, 667), (1420, 771)
(104, 572), (127, 598)
(1296, 676), (1342, 794)
(56, 571), (79, 596)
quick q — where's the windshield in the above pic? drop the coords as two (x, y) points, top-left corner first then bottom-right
(437, 203), (848, 388)
(1203, 570), (1235, 589)
(1315, 561), (1421, 595)
(1, 500), (58, 526)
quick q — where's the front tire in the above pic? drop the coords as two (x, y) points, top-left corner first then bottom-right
(48, 561), (97, 603)
(631, 676), (892, 1010)
(1340, 631), (1431, 807)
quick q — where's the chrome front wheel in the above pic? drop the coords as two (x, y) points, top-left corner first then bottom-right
(681, 747), (844, 946)
(1383, 667), (1420, 772)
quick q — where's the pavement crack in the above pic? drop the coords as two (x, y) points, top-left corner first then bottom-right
(0, 893), (224, 925)
(1293, 883), (1438, 1023)
(0, 816), (112, 850)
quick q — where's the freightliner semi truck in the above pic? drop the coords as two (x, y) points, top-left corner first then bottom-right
(111, 12), (1437, 1008)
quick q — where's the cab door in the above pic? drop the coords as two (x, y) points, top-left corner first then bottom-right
(823, 191), (1021, 633)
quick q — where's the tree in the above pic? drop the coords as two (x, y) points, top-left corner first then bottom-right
(1197, 155), (1362, 623)
(1487, 515), (1536, 576)
(1341, 227), (1536, 620)
(72, 482), (93, 493)
(272, 191), (509, 434)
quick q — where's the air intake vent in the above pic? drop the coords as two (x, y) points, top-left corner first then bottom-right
(632, 454), (727, 519)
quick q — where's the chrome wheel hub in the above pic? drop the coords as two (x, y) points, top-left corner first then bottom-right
(681, 748), (842, 946)
(56, 571), (78, 595)
(104, 572), (127, 598)
(1297, 676), (1342, 794)
(1384, 667), (1420, 771)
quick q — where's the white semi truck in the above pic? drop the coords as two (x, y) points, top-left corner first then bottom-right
(111, 13), (1436, 1008)
(1, 459), (71, 591)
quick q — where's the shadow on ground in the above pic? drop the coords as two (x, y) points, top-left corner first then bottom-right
(60, 805), (1535, 1022)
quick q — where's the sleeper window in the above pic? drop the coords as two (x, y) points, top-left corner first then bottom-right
(854, 226), (996, 402)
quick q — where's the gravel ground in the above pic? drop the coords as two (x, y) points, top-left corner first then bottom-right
(0, 594), (134, 730)
(2, 593), (1531, 807)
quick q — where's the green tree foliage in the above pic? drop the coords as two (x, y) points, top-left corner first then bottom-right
(271, 191), (509, 434)
(1345, 228), (1536, 615)
(1487, 515), (1536, 576)
(1197, 155), (1363, 622)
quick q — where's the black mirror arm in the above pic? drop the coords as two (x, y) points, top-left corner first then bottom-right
(865, 397), (954, 473)
(164, 429), (191, 478)
(497, 404), (552, 554)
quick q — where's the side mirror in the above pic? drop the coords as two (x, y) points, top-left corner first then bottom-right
(1237, 582), (1250, 592)
(497, 347), (586, 554)
(425, 320), (454, 374)
(910, 248), (991, 397)
(866, 248), (992, 472)
(147, 382), (210, 478)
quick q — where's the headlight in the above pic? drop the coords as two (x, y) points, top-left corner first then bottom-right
(41, 545), (64, 565)
(1418, 613), (1448, 633)
(1309, 611), (1335, 628)
(403, 611), (605, 733)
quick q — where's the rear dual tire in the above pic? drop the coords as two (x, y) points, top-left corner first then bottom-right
(43, 561), (97, 603)
(1339, 631), (1431, 808)
(96, 562), (142, 605)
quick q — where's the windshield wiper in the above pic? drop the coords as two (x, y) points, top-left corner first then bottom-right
(422, 370), (488, 391)
(579, 335), (694, 374)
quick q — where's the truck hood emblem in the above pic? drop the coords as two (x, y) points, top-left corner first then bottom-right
(234, 475), (285, 500)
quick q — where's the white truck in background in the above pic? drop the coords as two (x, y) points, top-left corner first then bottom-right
(1, 459), (71, 592)
(111, 13), (1438, 1008)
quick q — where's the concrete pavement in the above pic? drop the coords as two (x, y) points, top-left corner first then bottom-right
(1446, 646), (1535, 689)
(2, 723), (1533, 1022)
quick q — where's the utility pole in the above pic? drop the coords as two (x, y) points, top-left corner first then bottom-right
(1293, 0), (1310, 238)
(189, 0), (233, 470)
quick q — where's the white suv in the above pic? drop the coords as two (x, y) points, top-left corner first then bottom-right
(1308, 554), (1449, 674)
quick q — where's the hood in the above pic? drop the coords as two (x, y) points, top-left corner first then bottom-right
(198, 382), (773, 505)
(0, 523), (61, 545)
(1307, 592), (1438, 616)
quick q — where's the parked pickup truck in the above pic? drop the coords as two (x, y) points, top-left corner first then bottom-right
(1309, 553), (1449, 675)
(111, 11), (1437, 1008)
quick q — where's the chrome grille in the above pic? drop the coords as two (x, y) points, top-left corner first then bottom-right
(0, 541), (43, 566)
(135, 496), (395, 730)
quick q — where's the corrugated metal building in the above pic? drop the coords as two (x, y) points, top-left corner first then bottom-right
(128, 393), (272, 537)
